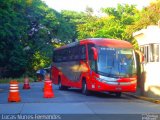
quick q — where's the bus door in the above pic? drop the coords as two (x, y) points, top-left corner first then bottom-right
(88, 44), (97, 89)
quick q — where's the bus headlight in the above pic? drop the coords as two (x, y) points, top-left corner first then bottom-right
(96, 75), (117, 83)
(107, 81), (119, 85)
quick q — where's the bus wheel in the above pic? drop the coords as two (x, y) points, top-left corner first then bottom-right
(58, 77), (64, 90)
(115, 92), (122, 97)
(58, 77), (68, 90)
(82, 80), (89, 96)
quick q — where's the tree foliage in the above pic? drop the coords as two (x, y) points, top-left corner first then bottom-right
(125, 0), (160, 38)
(77, 4), (139, 41)
(1, 0), (160, 78)
(0, 0), (75, 77)
(61, 10), (90, 42)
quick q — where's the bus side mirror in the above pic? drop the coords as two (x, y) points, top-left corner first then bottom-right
(91, 47), (98, 61)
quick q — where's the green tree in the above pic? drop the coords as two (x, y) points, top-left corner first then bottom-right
(77, 4), (138, 42)
(0, 0), (75, 77)
(125, 0), (160, 42)
(61, 10), (89, 42)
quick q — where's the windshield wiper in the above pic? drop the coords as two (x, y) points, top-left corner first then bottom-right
(97, 71), (119, 78)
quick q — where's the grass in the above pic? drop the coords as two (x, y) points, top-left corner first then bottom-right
(0, 77), (36, 84)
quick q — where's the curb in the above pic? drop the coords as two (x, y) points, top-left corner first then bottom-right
(123, 93), (160, 104)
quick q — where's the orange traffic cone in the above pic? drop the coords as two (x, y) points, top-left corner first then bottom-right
(8, 80), (21, 102)
(23, 76), (30, 89)
(43, 75), (54, 98)
(23, 77), (30, 89)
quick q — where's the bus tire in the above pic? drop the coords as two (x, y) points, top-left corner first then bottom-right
(82, 80), (89, 96)
(58, 76), (64, 90)
(115, 92), (122, 97)
(58, 76), (68, 90)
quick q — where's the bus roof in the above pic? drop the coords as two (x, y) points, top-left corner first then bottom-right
(80, 38), (133, 48)
(54, 38), (133, 50)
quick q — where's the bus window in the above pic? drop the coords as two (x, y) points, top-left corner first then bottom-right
(62, 49), (67, 61)
(88, 44), (97, 72)
(69, 47), (74, 61)
(97, 47), (136, 77)
(79, 45), (86, 60)
(74, 46), (79, 60)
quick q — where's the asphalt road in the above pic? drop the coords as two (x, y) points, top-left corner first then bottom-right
(0, 82), (160, 120)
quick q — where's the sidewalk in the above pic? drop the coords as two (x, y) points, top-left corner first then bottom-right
(124, 87), (160, 104)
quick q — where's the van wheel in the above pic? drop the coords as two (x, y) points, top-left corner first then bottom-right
(115, 92), (122, 97)
(82, 80), (89, 95)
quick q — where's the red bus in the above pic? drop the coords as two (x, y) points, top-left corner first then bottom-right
(51, 38), (137, 97)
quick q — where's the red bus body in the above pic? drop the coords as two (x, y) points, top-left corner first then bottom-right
(51, 38), (137, 94)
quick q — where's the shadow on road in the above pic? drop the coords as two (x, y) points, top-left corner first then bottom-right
(62, 88), (124, 99)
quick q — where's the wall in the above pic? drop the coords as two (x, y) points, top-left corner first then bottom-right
(133, 25), (160, 98)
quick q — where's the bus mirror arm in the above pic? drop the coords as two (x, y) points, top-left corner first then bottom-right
(91, 47), (98, 61)
(135, 50), (144, 63)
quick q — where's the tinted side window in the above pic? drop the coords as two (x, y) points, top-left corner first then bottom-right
(88, 44), (97, 71)
(74, 46), (79, 60)
(79, 45), (86, 60)
(68, 45), (86, 61)
(53, 50), (59, 62)
(53, 45), (86, 62)
(88, 44), (95, 60)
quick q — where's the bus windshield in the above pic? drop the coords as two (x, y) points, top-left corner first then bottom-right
(97, 46), (137, 78)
